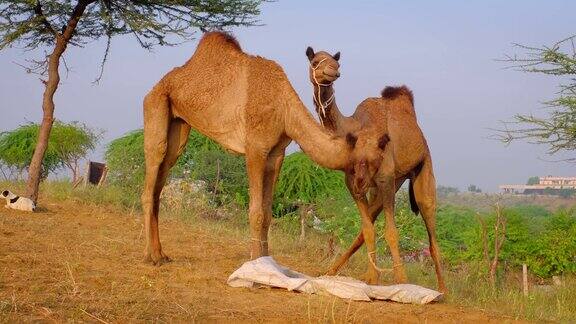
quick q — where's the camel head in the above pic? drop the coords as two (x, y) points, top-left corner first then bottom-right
(306, 46), (341, 86)
(344, 130), (391, 197)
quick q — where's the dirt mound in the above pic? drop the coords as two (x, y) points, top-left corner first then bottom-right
(0, 199), (519, 322)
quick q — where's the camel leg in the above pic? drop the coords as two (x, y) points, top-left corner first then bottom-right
(326, 190), (382, 275)
(142, 93), (170, 264)
(326, 177), (407, 275)
(246, 148), (269, 259)
(260, 149), (286, 255)
(413, 158), (447, 293)
(142, 91), (191, 265)
(144, 119), (190, 265)
(354, 196), (380, 285)
(155, 119), (191, 195)
(381, 187), (408, 283)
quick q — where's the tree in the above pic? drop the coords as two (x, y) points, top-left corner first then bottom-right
(495, 35), (576, 159)
(468, 184), (482, 193)
(526, 176), (540, 185)
(0, 121), (99, 181)
(0, 1), (266, 202)
(437, 185), (460, 198)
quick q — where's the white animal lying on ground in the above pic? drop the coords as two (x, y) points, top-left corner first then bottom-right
(2, 190), (36, 212)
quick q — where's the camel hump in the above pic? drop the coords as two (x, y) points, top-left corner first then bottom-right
(381, 85), (414, 106)
(198, 31), (242, 52)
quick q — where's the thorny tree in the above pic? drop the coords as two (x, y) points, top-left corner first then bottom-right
(0, 0), (265, 203)
(495, 35), (576, 160)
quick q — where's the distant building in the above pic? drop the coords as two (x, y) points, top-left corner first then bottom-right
(500, 176), (576, 195)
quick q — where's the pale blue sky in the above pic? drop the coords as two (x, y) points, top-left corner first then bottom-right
(1, 0), (575, 192)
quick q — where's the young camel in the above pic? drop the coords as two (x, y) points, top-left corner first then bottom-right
(141, 32), (366, 266)
(305, 48), (446, 292)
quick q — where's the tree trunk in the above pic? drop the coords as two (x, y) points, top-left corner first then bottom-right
(25, 41), (62, 202)
(488, 203), (506, 286)
(24, 1), (94, 202)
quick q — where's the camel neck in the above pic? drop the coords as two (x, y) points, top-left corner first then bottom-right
(313, 83), (344, 133)
(284, 90), (349, 170)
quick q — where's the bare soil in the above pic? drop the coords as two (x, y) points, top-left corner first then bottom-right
(0, 199), (522, 323)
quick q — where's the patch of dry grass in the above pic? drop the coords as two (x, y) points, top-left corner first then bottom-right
(2, 181), (570, 322)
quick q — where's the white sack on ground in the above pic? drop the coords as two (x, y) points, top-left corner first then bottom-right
(227, 256), (442, 304)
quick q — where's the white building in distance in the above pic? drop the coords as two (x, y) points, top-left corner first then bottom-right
(500, 176), (576, 195)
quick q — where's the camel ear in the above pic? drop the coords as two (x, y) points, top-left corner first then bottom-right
(306, 46), (315, 61)
(378, 134), (390, 150)
(333, 51), (340, 61)
(346, 133), (358, 147)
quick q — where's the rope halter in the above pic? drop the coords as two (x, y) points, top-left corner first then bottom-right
(310, 57), (336, 121)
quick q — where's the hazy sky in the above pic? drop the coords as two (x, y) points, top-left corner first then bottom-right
(1, 0), (575, 192)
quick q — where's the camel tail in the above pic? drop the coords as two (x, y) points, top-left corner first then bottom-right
(381, 85), (414, 106)
(409, 180), (420, 215)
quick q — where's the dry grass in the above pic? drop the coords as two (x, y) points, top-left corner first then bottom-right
(0, 182), (524, 323)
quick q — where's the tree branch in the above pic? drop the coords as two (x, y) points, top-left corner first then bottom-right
(33, 1), (58, 37)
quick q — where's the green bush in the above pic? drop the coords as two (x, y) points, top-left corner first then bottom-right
(180, 149), (248, 207)
(274, 152), (346, 216)
(105, 129), (247, 206)
(441, 205), (576, 277)
(524, 210), (576, 276)
(0, 121), (99, 180)
(105, 129), (145, 189)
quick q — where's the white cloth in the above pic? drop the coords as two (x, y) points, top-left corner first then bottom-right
(227, 256), (442, 304)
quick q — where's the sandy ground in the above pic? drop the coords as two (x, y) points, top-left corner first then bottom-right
(0, 199), (522, 323)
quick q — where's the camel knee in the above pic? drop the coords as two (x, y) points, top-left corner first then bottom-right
(249, 212), (265, 228)
(416, 197), (436, 217)
(248, 205), (265, 226)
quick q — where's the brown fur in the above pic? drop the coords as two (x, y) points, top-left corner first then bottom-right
(306, 48), (446, 292)
(381, 85), (414, 106)
(141, 32), (356, 265)
(201, 31), (242, 51)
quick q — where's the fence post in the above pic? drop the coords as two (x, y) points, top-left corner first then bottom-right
(522, 264), (528, 296)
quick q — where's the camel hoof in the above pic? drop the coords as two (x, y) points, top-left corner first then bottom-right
(361, 271), (379, 285)
(324, 268), (338, 276)
(394, 276), (409, 284)
(143, 252), (172, 266)
(438, 284), (448, 295)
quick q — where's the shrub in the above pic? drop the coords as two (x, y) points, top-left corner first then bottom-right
(0, 121), (100, 181)
(525, 210), (576, 276)
(105, 129), (145, 190)
(274, 152), (346, 216)
(105, 129), (247, 206)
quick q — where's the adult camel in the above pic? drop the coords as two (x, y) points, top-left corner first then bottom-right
(305, 47), (446, 292)
(141, 32), (374, 266)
